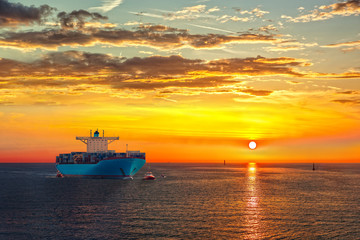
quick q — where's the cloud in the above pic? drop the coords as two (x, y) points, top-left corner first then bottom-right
(1, 51), (359, 103)
(207, 7), (220, 13)
(219, 7), (269, 23)
(57, 10), (108, 30)
(310, 71), (360, 79)
(162, 5), (208, 20)
(216, 15), (250, 23)
(322, 39), (360, 52)
(282, 0), (360, 22)
(89, 0), (123, 13)
(258, 25), (278, 33)
(179, 5), (206, 14)
(0, 0), (109, 31)
(0, 52), (310, 91)
(139, 51), (154, 55)
(137, 24), (187, 33)
(0, 0), (55, 27)
(124, 21), (141, 26)
(0, 25), (277, 50)
(337, 90), (358, 94)
(241, 89), (273, 96)
(233, 7), (269, 18)
(0, 52), (318, 80)
(1, 51), (357, 100)
(332, 99), (360, 104)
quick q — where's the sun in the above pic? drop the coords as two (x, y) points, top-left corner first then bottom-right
(249, 141), (257, 150)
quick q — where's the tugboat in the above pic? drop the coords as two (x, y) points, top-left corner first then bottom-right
(143, 171), (156, 180)
(56, 171), (63, 178)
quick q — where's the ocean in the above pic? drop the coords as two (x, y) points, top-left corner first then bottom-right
(0, 163), (359, 239)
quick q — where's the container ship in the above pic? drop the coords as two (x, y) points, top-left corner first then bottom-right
(56, 129), (146, 179)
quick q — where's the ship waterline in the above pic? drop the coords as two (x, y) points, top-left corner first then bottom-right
(56, 158), (146, 179)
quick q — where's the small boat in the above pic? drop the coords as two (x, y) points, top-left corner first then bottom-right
(143, 171), (155, 180)
(312, 163), (315, 171)
(56, 171), (63, 178)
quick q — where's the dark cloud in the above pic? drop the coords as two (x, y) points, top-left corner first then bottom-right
(206, 56), (306, 76)
(333, 90), (360, 104)
(0, 0), (55, 27)
(57, 10), (107, 29)
(0, 24), (277, 50)
(332, 99), (360, 104)
(115, 55), (204, 76)
(326, 0), (360, 13)
(241, 89), (273, 96)
(0, 0), (107, 29)
(2, 51), (358, 99)
(0, 30), (93, 49)
(0, 51), (307, 78)
(338, 90), (357, 94)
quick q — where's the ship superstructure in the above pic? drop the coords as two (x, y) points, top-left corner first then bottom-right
(56, 129), (146, 179)
(76, 129), (119, 153)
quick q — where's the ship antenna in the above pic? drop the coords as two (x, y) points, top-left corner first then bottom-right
(126, 144), (128, 157)
(103, 130), (104, 137)
(90, 129), (92, 137)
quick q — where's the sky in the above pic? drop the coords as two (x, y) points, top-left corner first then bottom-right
(0, 0), (359, 163)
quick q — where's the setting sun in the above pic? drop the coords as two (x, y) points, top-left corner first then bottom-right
(249, 141), (257, 150)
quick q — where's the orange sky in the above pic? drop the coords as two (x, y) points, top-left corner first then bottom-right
(0, 0), (359, 163)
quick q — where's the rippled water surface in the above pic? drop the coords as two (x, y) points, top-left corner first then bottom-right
(0, 163), (359, 239)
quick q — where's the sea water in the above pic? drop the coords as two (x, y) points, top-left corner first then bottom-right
(0, 163), (359, 239)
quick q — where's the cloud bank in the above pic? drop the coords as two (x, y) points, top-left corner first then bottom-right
(282, 0), (360, 22)
(0, 24), (277, 50)
(0, 0), (55, 27)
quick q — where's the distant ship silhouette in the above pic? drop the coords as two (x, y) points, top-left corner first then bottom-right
(312, 163), (315, 171)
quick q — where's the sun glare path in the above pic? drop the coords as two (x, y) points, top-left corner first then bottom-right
(248, 162), (257, 173)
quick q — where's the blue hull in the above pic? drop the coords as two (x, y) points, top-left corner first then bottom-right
(56, 158), (145, 179)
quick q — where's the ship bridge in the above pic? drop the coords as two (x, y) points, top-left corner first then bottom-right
(76, 129), (119, 153)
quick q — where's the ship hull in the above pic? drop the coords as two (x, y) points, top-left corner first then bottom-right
(56, 158), (145, 179)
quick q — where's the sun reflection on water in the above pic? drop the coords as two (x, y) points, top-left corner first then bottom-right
(245, 162), (262, 239)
